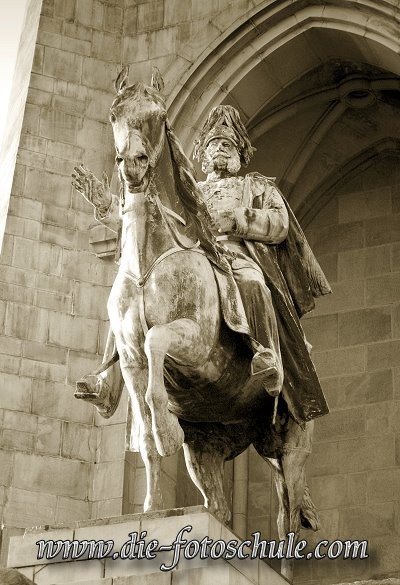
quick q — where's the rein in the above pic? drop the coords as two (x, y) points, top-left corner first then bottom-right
(120, 122), (202, 290)
(121, 245), (205, 289)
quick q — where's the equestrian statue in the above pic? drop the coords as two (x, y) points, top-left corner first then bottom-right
(72, 67), (331, 580)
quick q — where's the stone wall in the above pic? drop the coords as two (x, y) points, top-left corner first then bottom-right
(0, 0), (127, 559)
(298, 155), (400, 585)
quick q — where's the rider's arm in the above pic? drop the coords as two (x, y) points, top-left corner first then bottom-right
(94, 193), (120, 234)
(232, 181), (289, 244)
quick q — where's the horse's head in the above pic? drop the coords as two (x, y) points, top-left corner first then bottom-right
(110, 67), (167, 192)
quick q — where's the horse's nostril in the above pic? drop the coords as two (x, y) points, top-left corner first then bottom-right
(136, 155), (148, 164)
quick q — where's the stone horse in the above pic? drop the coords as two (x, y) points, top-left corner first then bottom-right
(73, 68), (319, 580)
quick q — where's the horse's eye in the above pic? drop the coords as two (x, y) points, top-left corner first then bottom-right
(110, 113), (116, 123)
(115, 155), (123, 165)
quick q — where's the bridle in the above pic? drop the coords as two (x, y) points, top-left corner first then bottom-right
(117, 120), (203, 291)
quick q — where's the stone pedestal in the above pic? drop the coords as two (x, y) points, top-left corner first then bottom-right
(6, 506), (288, 585)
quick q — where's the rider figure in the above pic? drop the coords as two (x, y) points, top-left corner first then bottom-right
(194, 108), (286, 397)
(193, 106), (331, 423)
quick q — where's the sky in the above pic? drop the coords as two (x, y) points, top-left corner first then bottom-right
(0, 0), (27, 147)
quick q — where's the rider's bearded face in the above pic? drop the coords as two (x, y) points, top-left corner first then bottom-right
(202, 137), (241, 175)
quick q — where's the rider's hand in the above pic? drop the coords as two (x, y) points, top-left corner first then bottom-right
(211, 209), (236, 233)
(72, 164), (112, 211)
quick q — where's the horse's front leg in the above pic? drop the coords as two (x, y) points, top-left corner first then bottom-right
(144, 318), (205, 457)
(119, 356), (163, 511)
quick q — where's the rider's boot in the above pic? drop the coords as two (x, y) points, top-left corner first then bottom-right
(250, 346), (284, 398)
(75, 351), (124, 418)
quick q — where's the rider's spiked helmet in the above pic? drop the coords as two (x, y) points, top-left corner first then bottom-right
(193, 105), (256, 166)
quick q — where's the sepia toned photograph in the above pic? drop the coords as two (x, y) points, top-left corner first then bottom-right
(0, 1), (399, 584)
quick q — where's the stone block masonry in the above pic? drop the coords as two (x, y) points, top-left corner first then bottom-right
(0, 0), (125, 542)
(293, 157), (400, 584)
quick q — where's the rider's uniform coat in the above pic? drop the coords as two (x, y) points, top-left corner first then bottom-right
(201, 172), (331, 424)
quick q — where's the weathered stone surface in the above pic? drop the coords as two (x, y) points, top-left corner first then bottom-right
(82, 57), (118, 92)
(3, 410), (37, 433)
(0, 373), (32, 412)
(13, 453), (90, 498)
(310, 221), (364, 256)
(55, 497), (90, 524)
(48, 312), (99, 353)
(137, 0), (163, 32)
(339, 502), (395, 539)
(13, 237), (63, 276)
(92, 498), (122, 520)
(365, 214), (400, 247)
(338, 307), (392, 346)
(313, 346), (366, 378)
(73, 281), (110, 320)
(31, 379), (94, 425)
(4, 488), (57, 529)
(314, 406), (365, 442)
(66, 351), (101, 385)
(338, 187), (392, 223)
(314, 252), (338, 283)
(36, 416), (62, 456)
(123, 34), (149, 63)
(61, 421), (98, 462)
(366, 273), (400, 306)
(104, 4), (123, 34)
(367, 340), (400, 370)
(98, 424), (126, 463)
(302, 313), (338, 350)
(91, 460), (124, 501)
(92, 31), (121, 62)
(0, 568), (36, 585)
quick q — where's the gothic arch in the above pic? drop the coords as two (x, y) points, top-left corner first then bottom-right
(298, 138), (400, 227)
(167, 0), (400, 145)
(166, 0), (400, 216)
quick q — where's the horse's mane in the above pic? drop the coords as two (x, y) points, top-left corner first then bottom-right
(165, 121), (230, 273)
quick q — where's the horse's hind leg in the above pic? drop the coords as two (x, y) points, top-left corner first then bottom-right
(182, 440), (231, 524)
(264, 420), (318, 581)
(144, 318), (208, 457)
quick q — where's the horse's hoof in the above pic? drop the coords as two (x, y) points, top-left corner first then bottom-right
(153, 413), (184, 457)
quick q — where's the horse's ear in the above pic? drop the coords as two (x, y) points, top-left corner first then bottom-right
(115, 66), (129, 94)
(151, 67), (164, 93)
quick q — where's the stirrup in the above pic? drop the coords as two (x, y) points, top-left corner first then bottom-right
(250, 349), (282, 397)
(251, 348), (278, 376)
(75, 352), (122, 418)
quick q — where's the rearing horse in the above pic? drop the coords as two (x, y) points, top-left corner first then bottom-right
(73, 68), (319, 581)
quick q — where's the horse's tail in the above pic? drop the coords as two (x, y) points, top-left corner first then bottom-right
(300, 483), (320, 530)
